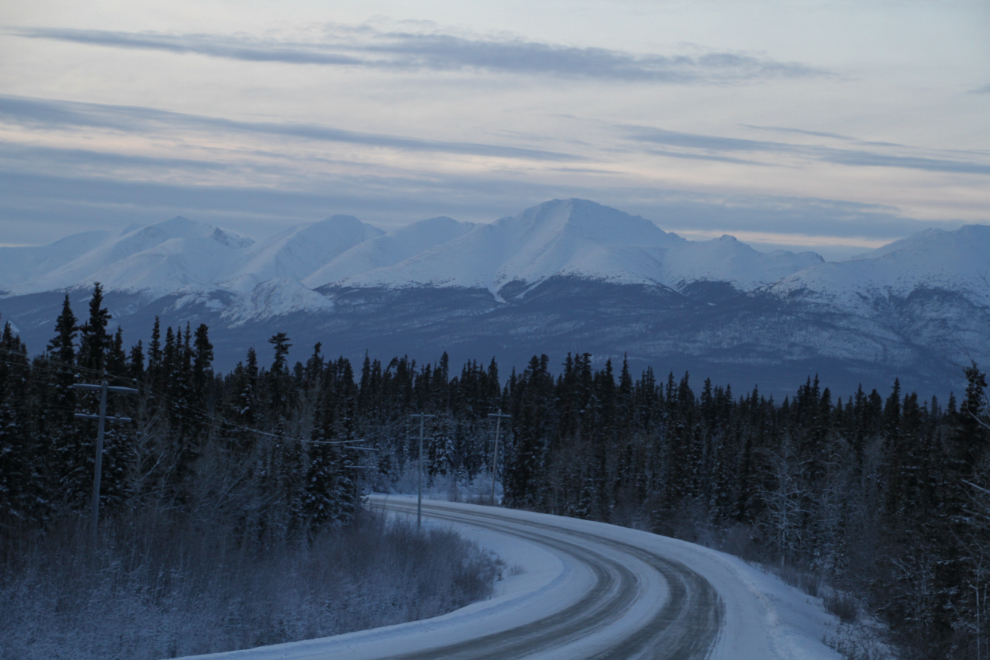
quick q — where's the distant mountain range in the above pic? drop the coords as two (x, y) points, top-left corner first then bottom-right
(2, 199), (987, 398)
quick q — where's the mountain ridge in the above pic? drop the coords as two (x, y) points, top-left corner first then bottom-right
(1, 198), (986, 399)
(1, 198), (837, 301)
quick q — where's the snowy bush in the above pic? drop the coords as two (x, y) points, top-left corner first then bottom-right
(0, 509), (498, 660)
(386, 466), (503, 504)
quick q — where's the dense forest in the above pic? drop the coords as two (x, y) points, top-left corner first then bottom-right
(2, 284), (989, 659)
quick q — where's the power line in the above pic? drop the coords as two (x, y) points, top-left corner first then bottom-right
(1, 342), (465, 469)
(1, 346), (382, 466)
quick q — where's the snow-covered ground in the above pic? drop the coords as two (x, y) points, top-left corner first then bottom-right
(179, 496), (849, 660)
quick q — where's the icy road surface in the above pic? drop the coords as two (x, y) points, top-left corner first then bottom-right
(184, 496), (842, 660)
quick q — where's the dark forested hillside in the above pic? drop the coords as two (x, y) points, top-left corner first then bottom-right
(1, 285), (988, 658)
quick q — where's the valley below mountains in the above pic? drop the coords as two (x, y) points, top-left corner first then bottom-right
(2, 199), (987, 399)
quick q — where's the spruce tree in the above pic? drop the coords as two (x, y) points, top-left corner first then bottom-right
(932, 364), (990, 647)
(147, 317), (163, 391)
(77, 283), (111, 373)
(0, 322), (32, 522)
(128, 340), (145, 382)
(44, 296), (82, 511)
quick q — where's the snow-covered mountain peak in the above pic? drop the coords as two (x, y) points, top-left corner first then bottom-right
(0, 230), (113, 292)
(769, 223), (990, 310)
(221, 215), (385, 292)
(395, 216), (467, 236)
(125, 216), (213, 240)
(118, 223), (144, 236)
(848, 223), (990, 265)
(291, 214), (383, 242)
(210, 227), (255, 249)
(304, 216), (476, 289)
(4, 216), (250, 295)
(322, 214), (369, 227)
(99, 216), (223, 264)
(503, 198), (678, 247)
(339, 199), (817, 295)
(5, 201), (977, 326)
(662, 236), (824, 290)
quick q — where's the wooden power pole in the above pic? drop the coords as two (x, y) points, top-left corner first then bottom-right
(72, 378), (138, 541)
(488, 411), (510, 506)
(409, 413), (436, 529)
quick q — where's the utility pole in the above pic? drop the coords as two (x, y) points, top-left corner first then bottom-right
(409, 413), (435, 529)
(72, 378), (138, 541)
(488, 411), (510, 506)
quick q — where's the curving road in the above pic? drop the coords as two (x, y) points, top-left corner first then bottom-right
(377, 499), (723, 660)
(193, 497), (835, 660)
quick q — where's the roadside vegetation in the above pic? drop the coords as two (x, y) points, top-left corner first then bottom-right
(1, 508), (497, 660)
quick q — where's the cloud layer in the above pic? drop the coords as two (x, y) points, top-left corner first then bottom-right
(5, 94), (986, 178)
(0, 90), (985, 256)
(627, 125), (990, 175)
(0, 95), (577, 162)
(11, 25), (828, 84)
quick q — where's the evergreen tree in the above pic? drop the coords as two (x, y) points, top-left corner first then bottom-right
(47, 295), (77, 369)
(106, 327), (127, 377)
(128, 340), (145, 382)
(77, 283), (111, 373)
(0, 322), (33, 522)
(505, 355), (553, 508)
(931, 364), (990, 648)
(302, 357), (358, 533)
(147, 317), (163, 391)
(192, 324), (213, 402)
(44, 296), (82, 511)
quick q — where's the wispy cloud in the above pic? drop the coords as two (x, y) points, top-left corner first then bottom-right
(740, 124), (854, 141)
(641, 148), (769, 166)
(625, 125), (990, 175)
(970, 83), (990, 94)
(0, 95), (577, 162)
(9, 25), (829, 84)
(11, 28), (365, 66)
(0, 141), (228, 172)
(645, 193), (956, 241)
(819, 150), (990, 175)
(628, 126), (794, 153)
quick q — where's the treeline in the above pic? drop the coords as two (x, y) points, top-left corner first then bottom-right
(1, 285), (988, 658)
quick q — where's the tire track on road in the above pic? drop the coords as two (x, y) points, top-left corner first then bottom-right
(379, 500), (722, 660)
(382, 501), (638, 660)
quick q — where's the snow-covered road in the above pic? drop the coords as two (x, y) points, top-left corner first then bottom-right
(186, 496), (842, 660)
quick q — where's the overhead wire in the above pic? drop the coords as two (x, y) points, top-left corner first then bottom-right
(0, 344), (380, 454)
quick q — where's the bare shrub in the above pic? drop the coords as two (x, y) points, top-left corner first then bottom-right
(769, 565), (822, 597)
(826, 623), (890, 660)
(0, 508), (498, 660)
(824, 590), (860, 624)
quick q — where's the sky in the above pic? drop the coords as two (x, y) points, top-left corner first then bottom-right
(0, 0), (987, 260)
